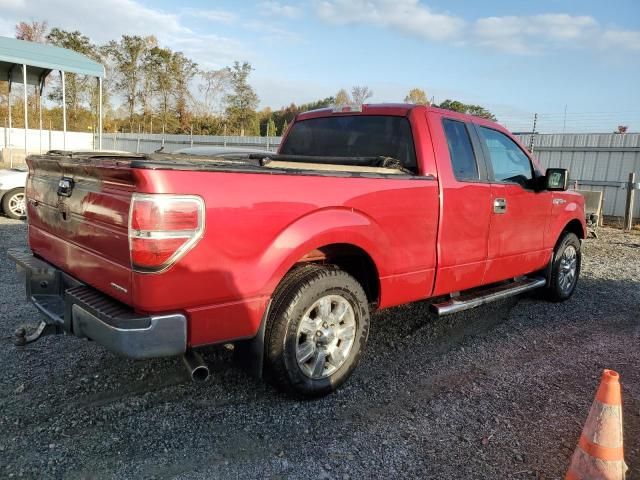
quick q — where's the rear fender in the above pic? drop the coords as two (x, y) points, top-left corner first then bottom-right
(259, 207), (389, 300)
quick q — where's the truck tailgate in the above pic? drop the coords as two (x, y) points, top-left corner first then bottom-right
(26, 155), (136, 304)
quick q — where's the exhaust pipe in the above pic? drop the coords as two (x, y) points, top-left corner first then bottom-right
(182, 350), (210, 382)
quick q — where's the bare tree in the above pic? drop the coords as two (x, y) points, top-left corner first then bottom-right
(15, 21), (48, 42)
(351, 86), (373, 106)
(197, 69), (231, 116)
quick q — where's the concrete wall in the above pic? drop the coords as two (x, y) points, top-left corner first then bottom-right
(0, 127), (93, 167)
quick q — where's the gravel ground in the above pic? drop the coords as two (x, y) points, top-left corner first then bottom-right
(1, 216), (639, 479)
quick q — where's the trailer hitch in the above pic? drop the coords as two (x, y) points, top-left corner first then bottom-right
(14, 321), (63, 346)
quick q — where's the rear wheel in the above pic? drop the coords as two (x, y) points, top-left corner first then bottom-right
(265, 265), (370, 398)
(545, 232), (581, 301)
(2, 188), (26, 220)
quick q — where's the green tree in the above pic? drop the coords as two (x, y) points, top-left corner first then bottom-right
(172, 52), (198, 132)
(224, 61), (259, 136)
(46, 28), (102, 130)
(438, 99), (496, 121)
(145, 47), (175, 133)
(267, 117), (277, 136)
(281, 119), (288, 135)
(404, 88), (429, 105)
(104, 35), (156, 130)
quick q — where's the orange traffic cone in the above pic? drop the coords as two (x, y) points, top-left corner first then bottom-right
(566, 369), (628, 479)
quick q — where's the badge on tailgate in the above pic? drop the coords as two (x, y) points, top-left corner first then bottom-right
(57, 177), (74, 197)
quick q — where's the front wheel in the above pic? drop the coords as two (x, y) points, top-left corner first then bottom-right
(265, 265), (370, 398)
(2, 188), (26, 220)
(545, 232), (581, 301)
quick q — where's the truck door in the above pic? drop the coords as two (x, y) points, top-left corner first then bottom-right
(431, 116), (492, 295)
(474, 125), (552, 284)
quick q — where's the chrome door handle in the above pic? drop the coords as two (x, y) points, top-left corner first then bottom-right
(493, 198), (507, 214)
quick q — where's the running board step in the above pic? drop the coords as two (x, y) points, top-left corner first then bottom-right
(431, 277), (547, 316)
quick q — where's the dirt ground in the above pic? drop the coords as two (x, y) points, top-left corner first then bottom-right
(0, 217), (638, 479)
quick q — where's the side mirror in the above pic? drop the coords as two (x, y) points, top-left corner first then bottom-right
(545, 168), (569, 191)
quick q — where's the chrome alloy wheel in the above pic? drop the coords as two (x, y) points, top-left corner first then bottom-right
(295, 294), (357, 379)
(558, 245), (577, 294)
(8, 191), (26, 217)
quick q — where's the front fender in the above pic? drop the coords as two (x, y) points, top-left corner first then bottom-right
(258, 207), (389, 296)
(546, 195), (586, 248)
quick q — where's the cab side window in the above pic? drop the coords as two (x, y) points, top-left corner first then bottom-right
(442, 119), (479, 181)
(478, 127), (533, 187)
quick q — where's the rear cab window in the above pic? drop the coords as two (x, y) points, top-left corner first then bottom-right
(442, 119), (480, 181)
(280, 115), (418, 173)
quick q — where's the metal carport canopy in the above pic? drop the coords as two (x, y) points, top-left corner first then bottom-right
(0, 36), (105, 163)
(0, 36), (104, 82)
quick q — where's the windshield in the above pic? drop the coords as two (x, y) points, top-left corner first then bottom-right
(280, 115), (417, 172)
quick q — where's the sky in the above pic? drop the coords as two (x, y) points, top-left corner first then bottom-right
(1, 0), (639, 132)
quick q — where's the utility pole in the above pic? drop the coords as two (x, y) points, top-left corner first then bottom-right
(529, 113), (538, 153)
(624, 172), (637, 231)
(562, 104), (567, 134)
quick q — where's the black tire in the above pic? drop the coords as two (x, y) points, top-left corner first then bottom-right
(1, 188), (26, 220)
(545, 232), (581, 302)
(265, 264), (370, 398)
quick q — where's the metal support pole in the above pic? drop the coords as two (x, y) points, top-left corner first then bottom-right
(8, 67), (13, 167)
(529, 113), (537, 153)
(190, 125), (193, 148)
(22, 64), (28, 157)
(624, 172), (637, 231)
(61, 71), (67, 150)
(38, 84), (43, 154)
(98, 76), (103, 150)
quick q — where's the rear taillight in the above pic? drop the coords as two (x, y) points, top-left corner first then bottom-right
(129, 194), (205, 273)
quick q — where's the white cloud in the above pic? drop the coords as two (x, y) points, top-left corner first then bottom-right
(312, 1), (640, 55)
(315, 0), (465, 41)
(181, 8), (236, 24)
(0, 0), (250, 66)
(259, 1), (301, 19)
(601, 29), (640, 51)
(0, 0), (26, 7)
(473, 14), (598, 54)
(243, 19), (300, 42)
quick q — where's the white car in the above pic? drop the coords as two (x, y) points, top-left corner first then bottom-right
(0, 167), (28, 219)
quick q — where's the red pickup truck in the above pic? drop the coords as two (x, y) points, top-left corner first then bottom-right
(9, 104), (585, 398)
